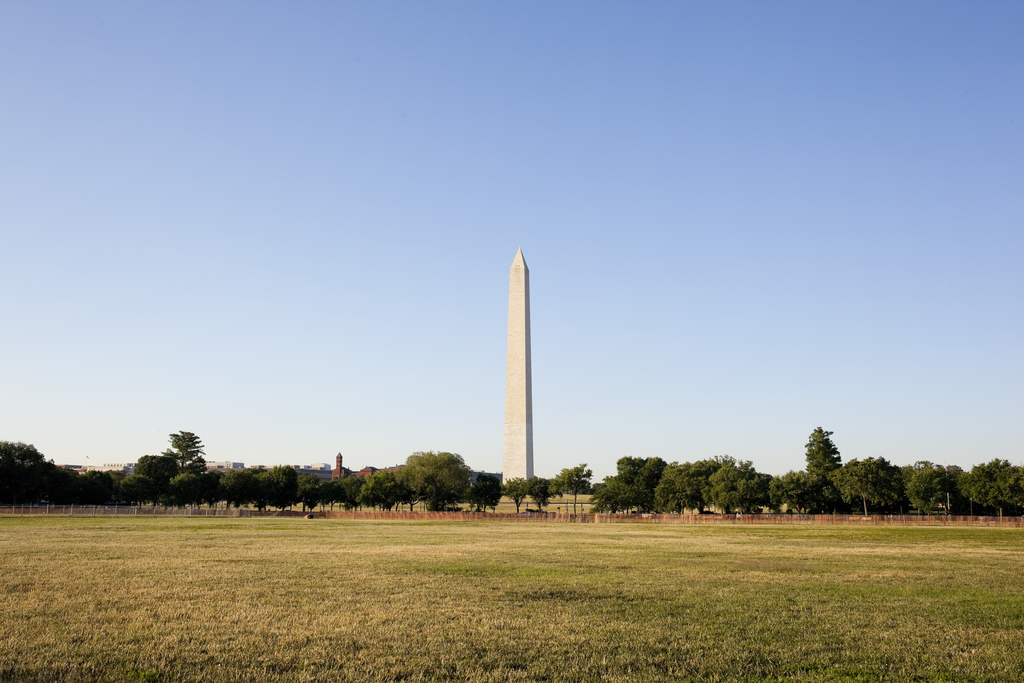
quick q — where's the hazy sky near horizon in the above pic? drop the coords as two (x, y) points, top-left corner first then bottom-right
(2, 2), (1021, 480)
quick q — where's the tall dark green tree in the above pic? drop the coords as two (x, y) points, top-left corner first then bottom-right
(803, 428), (843, 512)
(805, 428), (842, 478)
(163, 432), (207, 475)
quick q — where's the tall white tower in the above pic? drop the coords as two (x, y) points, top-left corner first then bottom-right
(503, 248), (534, 480)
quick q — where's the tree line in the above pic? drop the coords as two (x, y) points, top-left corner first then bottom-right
(0, 435), (592, 513)
(591, 428), (1024, 516)
(3, 429), (1023, 515)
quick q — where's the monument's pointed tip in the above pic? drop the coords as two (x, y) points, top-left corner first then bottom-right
(512, 247), (527, 268)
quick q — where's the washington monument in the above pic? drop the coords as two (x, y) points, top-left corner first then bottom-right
(503, 248), (533, 480)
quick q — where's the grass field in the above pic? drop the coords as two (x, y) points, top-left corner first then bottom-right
(1, 518), (1022, 682)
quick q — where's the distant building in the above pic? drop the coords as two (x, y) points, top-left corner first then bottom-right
(332, 453), (355, 479)
(206, 461), (246, 473)
(471, 470), (503, 484)
(327, 453), (497, 482)
(293, 463), (334, 482)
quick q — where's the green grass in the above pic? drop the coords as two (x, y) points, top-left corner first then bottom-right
(1, 518), (1022, 682)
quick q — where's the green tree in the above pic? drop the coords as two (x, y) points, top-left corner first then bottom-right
(169, 472), (202, 507)
(1007, 467), (1024, 514)
(44, 466), (82, 505)
(769, 470), (816, 513)
(707, 458), (770, 513)
(401, 451), (471, 511)
(340, 475), (365, 510)
(527, 477), (551, 511)
(199, 471), (223, 508)
(591, 477), (631, 513)
(550, 464), (593, 513)
(118, 474), (156, 505)
(359, 470), (406, 510)
(319, 479), (344, 511)
(959, 459), (1015, 517)
(655, 460), (722, 513)
(163, 431), (207, 475)
(830, 457), (903, 515)
(467, 474), (503, 512)
(941, 465), (969, 515)
(502, 478), (530, 513)
(902, 461), (949, 515)
(0, 441), (50, 504)
(249, 469), (273, 511)
(264, 466), (299, 510)
(592, 457), (667, 513)
(392, 467), (420, 511)
(220, 469), (257, 508)
(804, 428), (843, 512)
(134, 455), (179, 503)
(297, 474), (322, 511)
(73, 471), (117, 505)
(805, 428), (842, 479)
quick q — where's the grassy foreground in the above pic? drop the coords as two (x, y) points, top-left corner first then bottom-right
(1, 519), (1022, 682)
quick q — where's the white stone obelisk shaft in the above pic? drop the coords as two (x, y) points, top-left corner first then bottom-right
(503, 248), (533, 480)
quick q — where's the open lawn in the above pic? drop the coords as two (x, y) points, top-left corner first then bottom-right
(1, 518), (1022, 682)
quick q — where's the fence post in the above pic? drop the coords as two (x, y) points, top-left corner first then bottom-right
(70, 504), (73, 517)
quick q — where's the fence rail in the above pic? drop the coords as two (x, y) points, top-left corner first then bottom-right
(0, 505), (307, 518)
(1, 506), (1021, 526)
(316, 510), (1024, 526)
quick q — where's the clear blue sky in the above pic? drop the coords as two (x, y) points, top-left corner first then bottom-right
(2, 2), (1021, 480)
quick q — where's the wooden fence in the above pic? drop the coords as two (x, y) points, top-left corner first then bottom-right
(0, 505), (306, 518)
(1, 506), (1021, 526)
(317, 510), (1023, 526)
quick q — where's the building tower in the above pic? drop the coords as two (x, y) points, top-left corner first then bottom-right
(503, 248), (533, 480)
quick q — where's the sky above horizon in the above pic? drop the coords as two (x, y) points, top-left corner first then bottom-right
(2, 2), (1021, 480)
